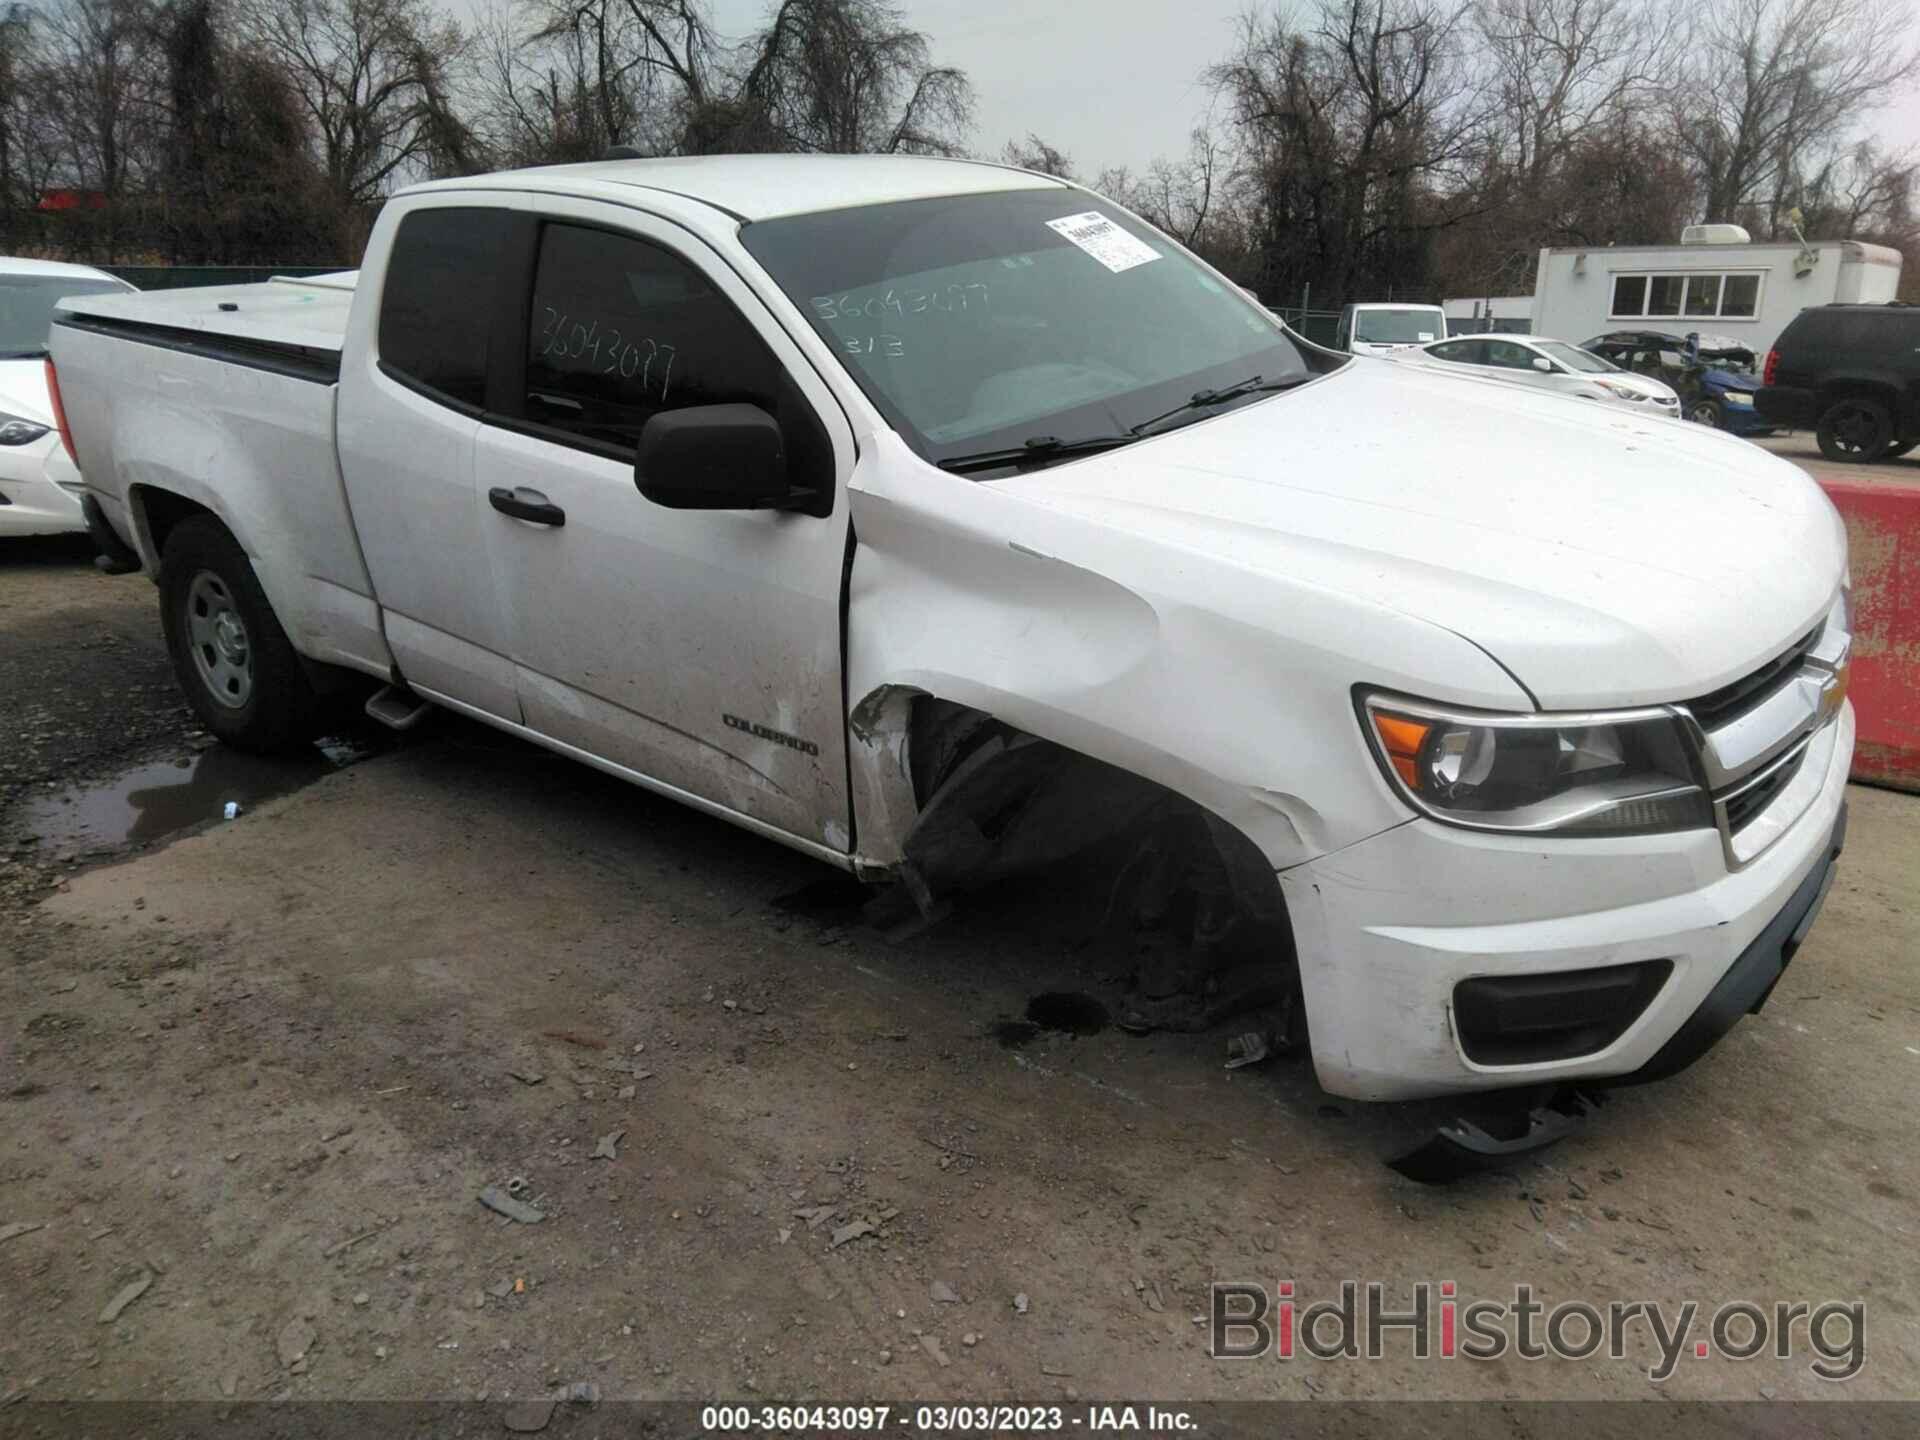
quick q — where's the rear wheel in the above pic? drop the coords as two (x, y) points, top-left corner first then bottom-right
(1816, 396), (1894, 463)
(160, 516), (319, 752)
(1687, 398), (1726, 429)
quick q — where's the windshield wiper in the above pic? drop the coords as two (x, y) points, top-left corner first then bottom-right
(936, 374), (1306, 475)
(1129, 374), (1301, 437)
(937, 432), (1138, 475)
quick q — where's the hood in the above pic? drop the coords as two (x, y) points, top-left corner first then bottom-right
(1700, 367), (1754, 391)
(997, 361), (1843, 711)
(0, 358), (52, 425)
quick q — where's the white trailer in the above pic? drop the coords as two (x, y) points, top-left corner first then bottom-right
(1530, 228), (1902, 352)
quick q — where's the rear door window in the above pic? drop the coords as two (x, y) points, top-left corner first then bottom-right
(378, 207), (516, 409)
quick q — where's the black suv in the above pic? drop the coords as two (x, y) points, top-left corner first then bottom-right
(1755, 303), (1919, 462)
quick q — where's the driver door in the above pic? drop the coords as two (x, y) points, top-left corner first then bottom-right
(473, 201), (857, 853)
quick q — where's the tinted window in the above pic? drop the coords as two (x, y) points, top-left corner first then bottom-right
(1682, 275), (1720, 316)
(1484, 340), (1538, 370)
(1427, 339), (1483, 364)
(378, 207), (514, 409)
(1721, 274), (1759, 317)
(524, 224), (782, 455)
(1805, 309), (1920, 355)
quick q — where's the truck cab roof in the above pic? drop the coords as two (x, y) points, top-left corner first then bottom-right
(406, 154), (1070, 223)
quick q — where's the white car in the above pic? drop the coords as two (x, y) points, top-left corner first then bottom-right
(48, 159), (1851, 1171)
(0, 258), (136, 536)
(1403, 332), (1681, 416)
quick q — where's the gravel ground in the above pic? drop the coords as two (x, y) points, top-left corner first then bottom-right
(3, 535), (1918, 1409)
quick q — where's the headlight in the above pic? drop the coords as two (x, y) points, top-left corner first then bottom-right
(0, 410), (51, 446)
(1722, 390), (1753, 406)
(1359, 692), (1712, 836)
(1592, 379), (1647, 402)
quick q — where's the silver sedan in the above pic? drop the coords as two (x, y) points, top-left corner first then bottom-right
(1396, 333), (1683, 417)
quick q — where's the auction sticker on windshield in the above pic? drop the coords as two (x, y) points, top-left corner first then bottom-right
(1045, 212), (1161, 274)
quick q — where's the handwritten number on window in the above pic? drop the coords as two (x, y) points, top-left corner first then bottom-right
(536, 302), (675, 402)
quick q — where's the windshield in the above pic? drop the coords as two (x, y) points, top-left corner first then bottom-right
(740, 190), (1307, 466)
(1352, 308), (1443, 344)
(1535, 340), (1614, 374)
(0, 275), (127, 357)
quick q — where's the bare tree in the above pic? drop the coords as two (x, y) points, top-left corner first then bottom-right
(242, 0), (474, 251)
(0, 2), (58, 248)
(1000, 131), (1072, 177)
(1209, 0), (1489, 303)
(718, 0), (971, 156)
(1474, 0), (1678, 202)
(474, 0), (647, 164)
(37, 0), (158, 201)
(521, 0), (714, 151)
(1672, 0), (1920, 230)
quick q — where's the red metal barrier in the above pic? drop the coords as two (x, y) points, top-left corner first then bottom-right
(1819, 480), (1920, 793)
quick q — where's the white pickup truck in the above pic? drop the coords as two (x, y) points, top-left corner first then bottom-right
(49, 156), (1853, 1170)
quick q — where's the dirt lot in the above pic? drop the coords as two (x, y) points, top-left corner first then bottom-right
(3, 531), (1919, 1409)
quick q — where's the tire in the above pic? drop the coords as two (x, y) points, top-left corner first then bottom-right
(1687, 398), (1726, 429)
(159, 515), (319, 753)
(1816, 396), (1894, 463)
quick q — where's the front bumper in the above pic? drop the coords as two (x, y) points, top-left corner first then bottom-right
(1281, 703), (1853, 1101)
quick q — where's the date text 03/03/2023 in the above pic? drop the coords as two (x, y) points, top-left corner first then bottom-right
(698, 1405), (1201, 1433)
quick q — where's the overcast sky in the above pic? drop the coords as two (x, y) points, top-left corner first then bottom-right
(702, 0), (1246, 176)
(692, 0), (1920, 180)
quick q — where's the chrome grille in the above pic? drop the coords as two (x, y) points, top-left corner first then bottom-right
(1685, 625), (1823, 731)
(1673, 602), (1849, 870)
(1723, 745), (1807, 834)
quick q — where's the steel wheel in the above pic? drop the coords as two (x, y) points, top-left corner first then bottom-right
(185, 569), (253, 708)
(1688, 400), (1721, 428)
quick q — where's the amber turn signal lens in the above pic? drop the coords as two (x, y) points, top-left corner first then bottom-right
(1371, 712), (1432, 790)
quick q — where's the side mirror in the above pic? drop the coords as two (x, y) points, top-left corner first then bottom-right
(1531, 356), (1554, 372)
(636, 403), (792, 510)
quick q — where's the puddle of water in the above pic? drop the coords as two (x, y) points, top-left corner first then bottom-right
(995, 993), (1113, 1047)
(1026, 991), (1111, 1036)
(991, 1019), (1041, 1049)
(20, 736), (374, 854)
(771, 873), (872, 919)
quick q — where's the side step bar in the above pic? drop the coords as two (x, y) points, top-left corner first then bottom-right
(364, 683), (434, 731)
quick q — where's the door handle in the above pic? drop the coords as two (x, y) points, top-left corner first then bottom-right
(488, 486), (565, 527)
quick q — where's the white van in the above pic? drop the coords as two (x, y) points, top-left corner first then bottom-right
(1335, 302), (1448, 355)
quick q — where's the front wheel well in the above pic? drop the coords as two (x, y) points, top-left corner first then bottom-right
(898, 697), (1296, 994)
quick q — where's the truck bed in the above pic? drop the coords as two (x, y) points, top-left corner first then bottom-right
(55, 272), (358, 360)
(50, 268), (390, 681)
